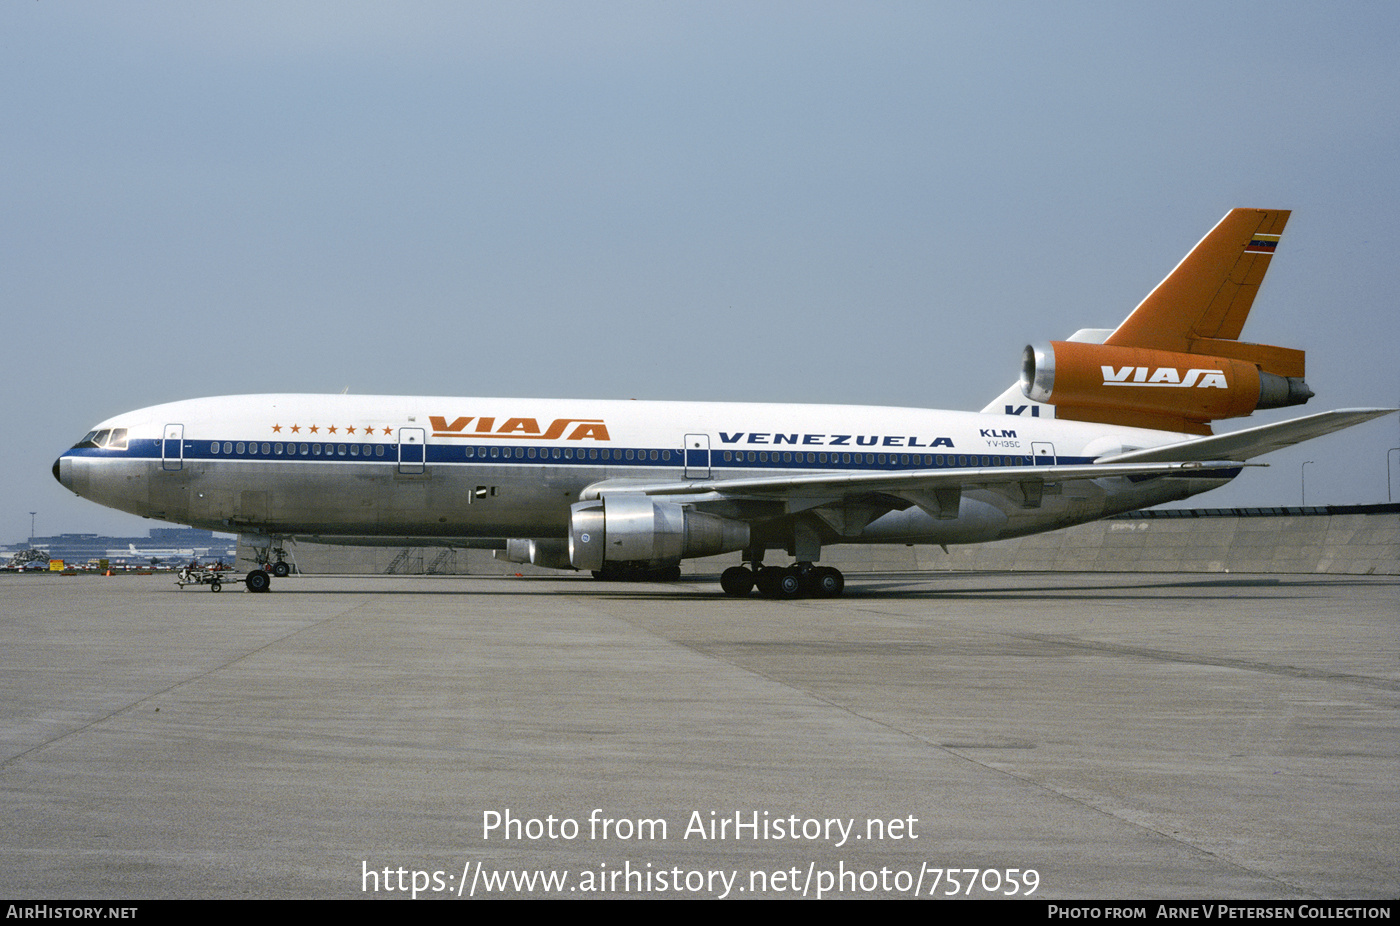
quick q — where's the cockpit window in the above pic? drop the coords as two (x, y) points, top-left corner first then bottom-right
(70, 428), (129, 450)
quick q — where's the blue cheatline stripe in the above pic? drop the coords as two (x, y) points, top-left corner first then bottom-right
(66, 439), (1092, 471)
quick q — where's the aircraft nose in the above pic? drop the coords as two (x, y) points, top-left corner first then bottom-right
(53, 456), (67, 489)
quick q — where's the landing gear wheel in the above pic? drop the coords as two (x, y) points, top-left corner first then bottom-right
(773, 567), (803, 599)
(754, 566), (782, 598)
(210, 578), (221, 592)
(720, 566), (754, 597)
(810, 567), (844, 598)
(271, 561), (290, 578)
(245, 570), (271, 593)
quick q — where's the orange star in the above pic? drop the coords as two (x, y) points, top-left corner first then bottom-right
(346, 426), (357, 435)
(327, 426), (338, 434)
(290, 425), (301, 433)
(309, 425), (319, 434)
(382, 427), (392, 435)
(271, 424), (282, 433)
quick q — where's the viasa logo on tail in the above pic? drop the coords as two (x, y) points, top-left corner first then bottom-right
(1101, 366), (1229, 388)
(430, 416), (611, 441)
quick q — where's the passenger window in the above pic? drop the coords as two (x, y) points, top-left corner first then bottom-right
(211, 442), (219, 454)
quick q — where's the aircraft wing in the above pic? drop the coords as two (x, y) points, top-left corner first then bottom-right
(1096, 408), (1395, 464)
(582, 459), (1252, 505)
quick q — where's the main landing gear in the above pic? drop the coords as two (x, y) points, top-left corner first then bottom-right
(720, 563), (845, 599)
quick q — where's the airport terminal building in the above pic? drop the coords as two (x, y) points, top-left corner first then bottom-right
(3, 527), (237, 567)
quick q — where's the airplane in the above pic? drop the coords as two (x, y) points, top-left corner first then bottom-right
(53, 208), (1392, 597)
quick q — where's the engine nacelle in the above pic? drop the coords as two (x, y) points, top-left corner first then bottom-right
(496, 538), (573, 570)
(569, 495), (750, 571)
(1021, 341), (1311, 425)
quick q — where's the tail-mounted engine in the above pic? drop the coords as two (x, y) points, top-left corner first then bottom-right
(569, 495), (749, 571)
(1021, 341), (1312, 433)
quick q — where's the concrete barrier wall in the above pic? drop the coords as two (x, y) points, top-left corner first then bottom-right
(242, 507), (1398, 577)
(909, 509), (1399, 575)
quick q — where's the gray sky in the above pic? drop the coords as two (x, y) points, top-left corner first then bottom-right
(6, 1), (1398, 541)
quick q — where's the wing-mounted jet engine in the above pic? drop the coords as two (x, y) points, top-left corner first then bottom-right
(568, 495), (749, 574)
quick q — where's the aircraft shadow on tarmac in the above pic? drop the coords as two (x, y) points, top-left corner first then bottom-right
(195, 572), (1397, 602)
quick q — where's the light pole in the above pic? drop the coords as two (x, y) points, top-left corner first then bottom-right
(29, 511), (36, 544)
(1301, 461), (1314, 507)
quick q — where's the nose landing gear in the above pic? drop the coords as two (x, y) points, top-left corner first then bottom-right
(242, 537), (294, 592)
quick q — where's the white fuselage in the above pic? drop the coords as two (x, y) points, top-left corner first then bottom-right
(54, 394), (1230, 554)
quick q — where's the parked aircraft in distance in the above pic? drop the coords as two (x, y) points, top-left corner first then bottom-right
(54, 209), (1391, 597)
